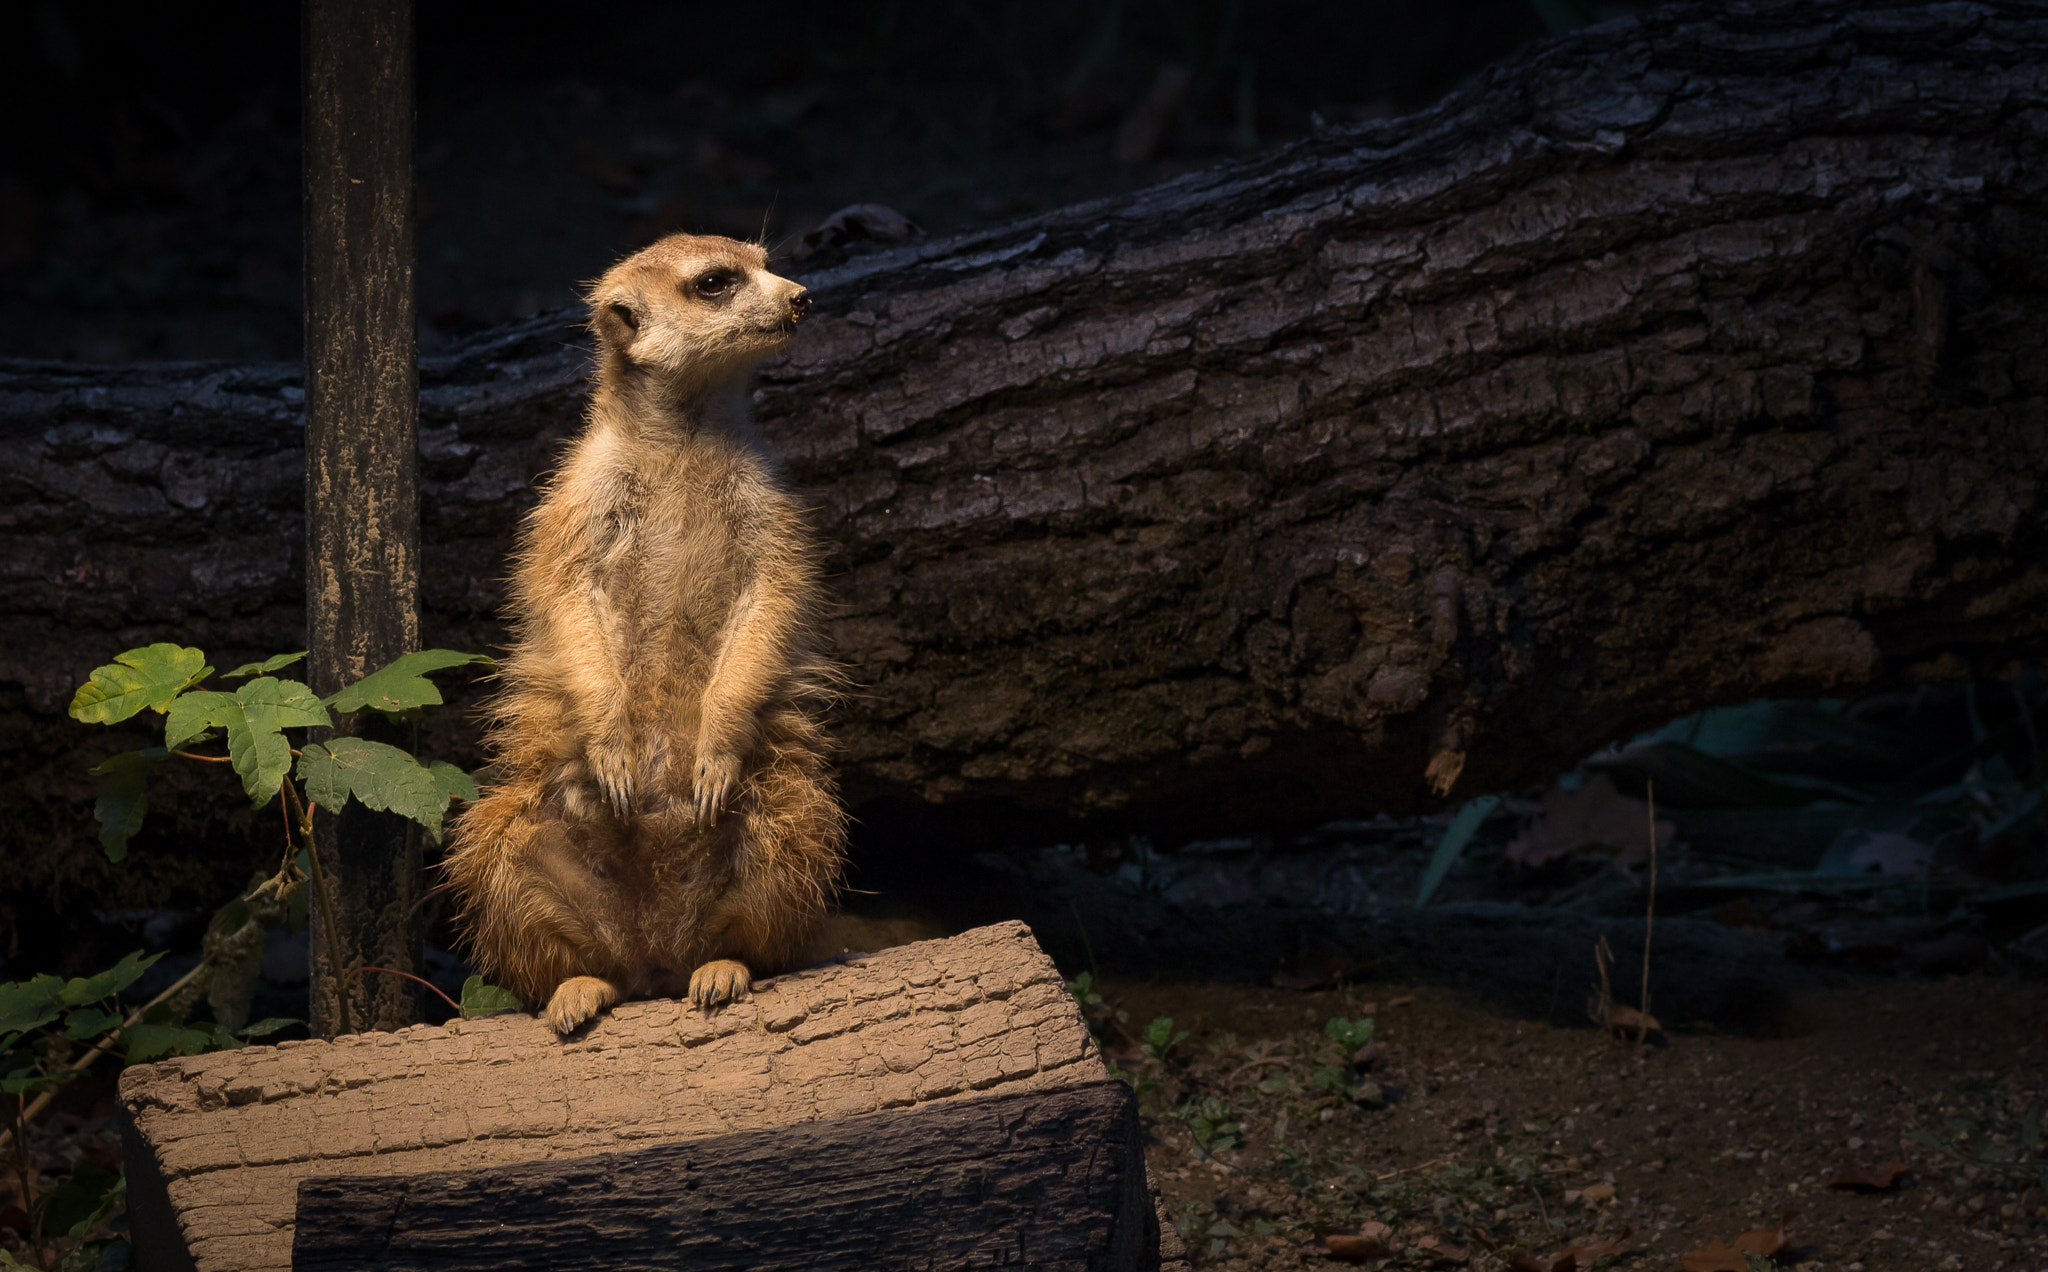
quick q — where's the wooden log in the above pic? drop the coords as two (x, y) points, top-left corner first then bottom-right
(291, 1078), (1151, 1271)
(118, 922), (1126, 1272)
(11, 0), (2048, 915)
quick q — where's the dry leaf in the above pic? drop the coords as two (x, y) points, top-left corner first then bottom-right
(1732, 1210), (1797, 1256)
(1425, 747), (1466, 795)
(1580, 1182), (1616, 1204)
(1825, 1161), (1908, 1191)
(1507, 772), (1675, 866)
(1321, 1221), (1392, 1261)
(1679, 1240), (1749, 1272)
(1586, 935), (1662, 1036)
(1510, 1229), (1634, 1272)
(1412, 1233), (1469, 1264)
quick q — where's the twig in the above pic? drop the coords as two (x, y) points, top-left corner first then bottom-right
(348, 966), (462, 1017)
(1639, 778), (1657, 1047)
(1376, 1157), (1447, 1181)
(0, 956), (212, 1156)
(1225, 1056), (1293, 1086)
(172, 749), (232, 762)
(282, 778), (355, 1037)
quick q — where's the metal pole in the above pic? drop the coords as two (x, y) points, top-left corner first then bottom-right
(303, 0), (421, 1037)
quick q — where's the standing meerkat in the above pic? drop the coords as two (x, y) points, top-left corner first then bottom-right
(443, 232), (844, 1035)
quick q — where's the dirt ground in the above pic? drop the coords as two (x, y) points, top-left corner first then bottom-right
(1107, 974), (2048, 1271)
(5, 907), (2045, 1271)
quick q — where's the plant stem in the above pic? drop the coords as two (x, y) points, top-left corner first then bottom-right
(347, 966), (462, 1017)
(1639, 778), (1657, 1047)
(283, 776), (355, 1038)
(0, 956), (212, 1157)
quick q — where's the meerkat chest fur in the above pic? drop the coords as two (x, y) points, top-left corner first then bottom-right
(562, 425), (784, 699)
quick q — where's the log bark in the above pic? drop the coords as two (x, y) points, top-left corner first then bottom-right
(291, 1079), (1152, 1271)
(118, 922), (1121, 1272)
(8, 0), (2048, 892)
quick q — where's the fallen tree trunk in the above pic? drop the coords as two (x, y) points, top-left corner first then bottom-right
(5, 0), (2048, 898)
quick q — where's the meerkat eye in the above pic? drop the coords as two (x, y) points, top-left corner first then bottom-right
(695, 271), (736, 298)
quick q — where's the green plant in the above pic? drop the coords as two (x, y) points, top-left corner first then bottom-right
(1142, 1015), (1189, 1062)
(1906, 1106), (2047, 1189)
(1176, 1095), (1243, 1158)
(1066, 971), (1129, 1035)
(1308, 1015), (1382, 1105)
(0, 642), (500, 1270)
(73, 644), (492, 1037)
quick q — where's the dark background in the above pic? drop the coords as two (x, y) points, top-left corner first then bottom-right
(0, 0), (1677, 981)
(0, 0), (1612, 363)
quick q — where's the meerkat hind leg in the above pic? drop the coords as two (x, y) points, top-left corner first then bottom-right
(688, 959), (751, 1011)
(545, 975), (623, 1034)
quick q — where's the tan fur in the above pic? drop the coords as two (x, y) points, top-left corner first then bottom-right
(442, 233), (844, 1034)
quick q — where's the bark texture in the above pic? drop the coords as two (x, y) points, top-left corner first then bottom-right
(302, 0), (425, 1037)
(119, 922), (1111, 1272)
(7, 0), (2048, 896)
(291, 1079), (1152, 1271)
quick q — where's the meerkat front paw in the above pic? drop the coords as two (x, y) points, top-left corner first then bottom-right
(687, 959), (751, 1011)
(692, 750), (741, 826)
(544, 975), (622, 1034)
(588, 744), (636, 817)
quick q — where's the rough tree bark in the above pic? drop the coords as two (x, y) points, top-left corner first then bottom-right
(4, 0), (2047, 902)
(302, 0), (424, 1037)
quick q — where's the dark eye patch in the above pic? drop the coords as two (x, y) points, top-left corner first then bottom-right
(695, 270), (738, 297)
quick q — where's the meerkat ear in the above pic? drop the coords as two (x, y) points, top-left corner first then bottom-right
(591, 297), (642, 352)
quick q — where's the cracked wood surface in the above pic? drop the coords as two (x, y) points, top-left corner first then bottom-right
(7, 0), (2048, 895)
(119, 922), (1109, 1272)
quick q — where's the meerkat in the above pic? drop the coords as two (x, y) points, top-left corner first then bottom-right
(442, 232), (844, 1035)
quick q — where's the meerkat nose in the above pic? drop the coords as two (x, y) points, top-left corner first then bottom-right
(789, 290), (812, 321)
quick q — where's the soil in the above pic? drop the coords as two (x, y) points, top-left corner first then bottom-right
(1109, 975), (2048, 1272)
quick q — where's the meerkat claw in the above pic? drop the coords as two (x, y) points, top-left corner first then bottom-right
(692, 752), (739, 826)
(545, 975), (621, 1035)
(688, 959), (751, 1011)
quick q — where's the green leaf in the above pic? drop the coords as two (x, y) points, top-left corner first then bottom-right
(223, 651), (307, 679)
(297, 738), (451, 835)
(58, 948), (163, 1006)
(88, 750), (163, 862)
(1417, 794), (1499, 908)
(1324, 1015), (1375, 1051)
(62, 1008), (124, 1042)
(238, 1017), (298, 1040)
(0, 974), (65, 1038)
(459, 975), (521, 1019)
(68, 644), (211, 725)
(40, 1162), (118, 1242)
(427, 760), (479, 804)
(166, 678), (330, 805)
(121, 1023), (218, 1064)
(0, 1070), (80, 1096)
(326, 649), (495, 714)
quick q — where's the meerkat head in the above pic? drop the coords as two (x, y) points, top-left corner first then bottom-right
(585, 233), (811, 390)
